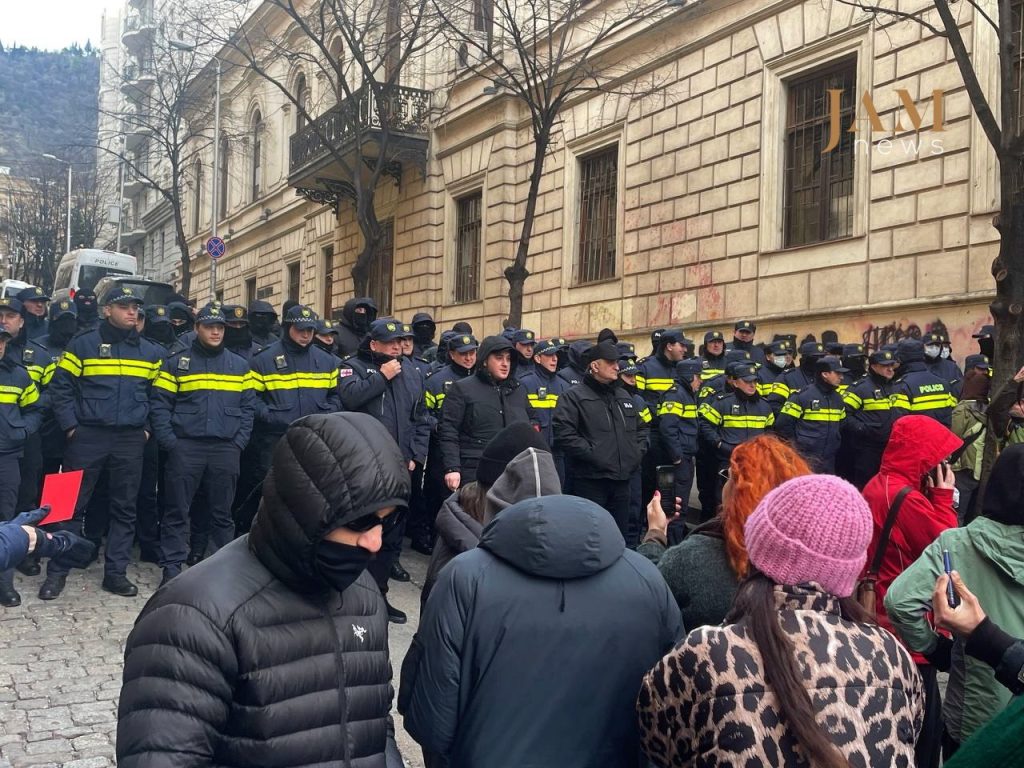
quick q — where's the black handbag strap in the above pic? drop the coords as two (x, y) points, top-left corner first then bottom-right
(867, 486), (913, 576)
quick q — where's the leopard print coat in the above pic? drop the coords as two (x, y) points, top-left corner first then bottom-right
(638, 583), (924, 767)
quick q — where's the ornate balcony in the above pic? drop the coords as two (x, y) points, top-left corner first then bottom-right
(122, 11), (157, 49)
(288, 84), (431, 212)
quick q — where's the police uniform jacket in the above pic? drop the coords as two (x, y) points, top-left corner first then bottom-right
(698, 392), (774, 460)
(727, 338), (766, 365)
(424, 362), (473, 426)
(891, 362), (956, 427)
(0, 355), (42, 456)
(842, 372), (898, 447)
(150, 340), (257, 451)
(338, 352), (430, 464)
(49, 322), (163, 432)
(699, 354), (726, 381)
(637, 355), (677, 427)
(552, 375), (645, 481)
(927, 357), (965, 399)
(519, 364), (571, 448)
(227, 340), (262, 364)
(437, 370), (531, 480)
(768, 365), (815, 413)
(10, 334), (51, 387)
(659, 381), (700, 461)
(250, 338), (341, 434)
(775, 380), (847, 462)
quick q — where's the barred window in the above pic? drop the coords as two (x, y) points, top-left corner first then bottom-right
(287, 261), (300, 302)
(251, 110), (264, 202)
(454, 192), (481, 303)
(367, 220), (394, 316)
(245, 276), (257, 307)
(783, 59), (856, 248)
(576, 145), (618, 284)
(323, 245), (335, 318)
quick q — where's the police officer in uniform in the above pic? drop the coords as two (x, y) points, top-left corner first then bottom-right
(150, 305), (256, 585)
(418, 333), (477, 553)
(726, 319), (766, 365)
(248, 300), (279, 351)
(775, 355), (848, 474)
(618, 355), (652, 541)
(512, 329), (537, 374)
(238, 305), (341, 533)
(923, 331), (965, 398)
(37, 300), (79, 483)
(339, 318), (429, 623)
(659, 358), (703, 534)
(17, 286), (49, 340)
(637, 329), (688, 504)
(891, 338), (957, 427)
(167, 301), (195, 339)
(699, 331), (727, 379)
(519, 338), (571, 484)
(842, 348), (900, 488)
(698, 361), (775, 507)
(221, 305), (261, 362)
(698, 349), (753, 401)
(41, 285), (163, 599)
(0, 327), (44, 606)
(768, 340), (825, 413)
(400, 323), (432, 376)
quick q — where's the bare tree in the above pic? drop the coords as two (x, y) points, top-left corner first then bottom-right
(193, 0), (435, 299)
(432, 0), (670, 327)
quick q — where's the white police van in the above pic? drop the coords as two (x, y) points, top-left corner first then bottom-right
(51, 249), (137, 302)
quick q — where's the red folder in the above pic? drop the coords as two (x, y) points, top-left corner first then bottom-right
(38, 470), (84, 526)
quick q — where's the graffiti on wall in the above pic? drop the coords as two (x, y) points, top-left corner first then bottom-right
(860, 319), (949, 352)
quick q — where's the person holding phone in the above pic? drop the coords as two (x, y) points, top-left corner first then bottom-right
(884, 443), (1024, 759)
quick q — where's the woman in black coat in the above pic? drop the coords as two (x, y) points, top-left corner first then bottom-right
(117, 413), (410, 768)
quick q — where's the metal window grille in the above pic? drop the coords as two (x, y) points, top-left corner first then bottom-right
(576, 145), (618, 284)
(783, 59), (856, 248)
(287, 262), (300, 302)
(367, 220), (394, 316)
(454, 193), (481, 303)
(323, 245), (335, 317)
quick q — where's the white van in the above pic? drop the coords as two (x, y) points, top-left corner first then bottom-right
(51, 249), (137, 301)
(0, 279), (32, 299)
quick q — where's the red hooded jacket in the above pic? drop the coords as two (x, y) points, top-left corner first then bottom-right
(862, 415), (962, 663)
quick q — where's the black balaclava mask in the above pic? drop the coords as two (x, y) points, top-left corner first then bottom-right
(352, 307), (370, 334)
(314, 337), (336, 354)
(250, 313), (276, 337)
(979, 336), (995, 358)
(144, 323), (176, 346)
(315, 539), (373, 593)
(48, 316), (78, 346)
(75, 293), (98, 325)
(413, 322), (435, 346)
(225, 324), (252, 350)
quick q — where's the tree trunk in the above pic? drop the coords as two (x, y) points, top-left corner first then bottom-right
(351, 190), (381, 298)
(504, 137), (548, 329)
(173, 209), (192, 298)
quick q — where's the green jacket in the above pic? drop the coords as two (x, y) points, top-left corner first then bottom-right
(885, 517), (1024, 742)
(950, 400), (986, 480)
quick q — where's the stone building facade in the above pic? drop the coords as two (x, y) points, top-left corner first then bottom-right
(176, 0), (1002, 353)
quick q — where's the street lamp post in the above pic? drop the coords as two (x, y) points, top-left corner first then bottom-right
(42, 154), (72, 253)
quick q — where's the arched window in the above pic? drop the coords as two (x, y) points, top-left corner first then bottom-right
(251, 109), (263, 201)
(329, 38), (346, 104)
(218, 136), (229, 219)
(191, 159), (203, 234)
(295, 73), (308, 132)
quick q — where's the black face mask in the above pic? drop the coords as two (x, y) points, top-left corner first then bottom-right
(224, 325), (252, 349)
(315, 539), (372, 593)
(352, 311), (369, 333)
(144, 323), (176, 346)
(250, 315), (275, 336)
(979, 337), (995, 358)
(314, 337), (335, 354)
(413, 324), (434, 346)
(171, 319), (193, 337)
(48, 316), (78, 345)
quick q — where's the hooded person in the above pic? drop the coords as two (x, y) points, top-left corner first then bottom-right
(411, 312), (437, 360)
(336, 297), (379, 357)
(73, 289), (100, 332)
(437, 335), (531, 489)
(951, 354), (992, 522)
(556, 339), (593, 388)
(886, 443), (1024, 755)
(141, 305), (183, 352)
(117, 413), (409, 767)
(166, 301), (194, 338)
(402, 493), (682, 768)
(248, 300), (279, 350)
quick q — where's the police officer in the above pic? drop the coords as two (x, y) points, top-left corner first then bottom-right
(167, 301), (194, 339)
(42, 285), (163, 599)
(841, 343), (868, 388)
(150, 305), (256, 584)
(727, 319), (766, 365)
(891, 338), (957, 427)
(37, 300), (79, 483)
(842, 348), (900, 488)
(400, 323), (432, 376)
(428, 330), (456, 374)
(238, 305), (341, 533)
(762, 340), (793, 384)
(311, 318), (339, 357)
(659, 358), (703, 533)
(924, 331), (965, 398)
(339, 318), (429, 623)
(698, 349), (753, 401)
(637, 329), (688, 503)
(699, 331), (727, 379)
(411, 312), (437, 361)
(512, 329), (536, 373)
(0, 327), (43, 607)
(142, 305), (186, 355)
(972, 324), (995, 358)
(617, 355), (652, 541)
(552, 341), (646, 543)
(768, 340), (826, 413)
(698, 361), (775, 506)
(248, 300), (279, 351)
(16, 286), (49, 340)
(519, 338), (571, 484)
(221, 305), (261, 362)
(775, 355), (848, 474)
(418, 333), (477, 553)
(438, 335), (532, 490)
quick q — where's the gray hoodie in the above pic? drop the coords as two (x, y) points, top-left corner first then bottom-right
(420, 447), (561, 606)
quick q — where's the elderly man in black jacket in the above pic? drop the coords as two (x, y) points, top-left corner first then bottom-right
(438, 335), (532, 490)
(117, 413), (409, 768)
(553, 340), (647, 538)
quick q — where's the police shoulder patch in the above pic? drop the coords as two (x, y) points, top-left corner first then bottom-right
(178, 357), (191, 371)
(98, 343), (112, 358)
(22, 349), (33, 363)
(275, 355), (288, 370)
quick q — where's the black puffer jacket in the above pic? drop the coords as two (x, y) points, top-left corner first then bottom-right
(117, 412), (410, 768)
(437, 336), (531, 482)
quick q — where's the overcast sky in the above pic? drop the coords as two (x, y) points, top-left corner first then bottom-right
(2, 0), (112, 51)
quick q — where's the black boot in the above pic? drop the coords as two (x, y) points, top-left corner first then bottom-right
(385, 600), (407, 624)
(186, 549), (205, 567)
(38, 574), (66, 601)
(16, 556), (40, 576)
(101, 574), (138, 597)
(0, 569), (20, 607)
(390, 561), (411, 582)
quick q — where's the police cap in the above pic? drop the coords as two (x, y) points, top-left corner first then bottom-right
(616, 341), (636, 358)
(618, 357), (639, 375)
(897, 338), (926, 364)
(223, 305), (248, 323)
(704, 330), (725, 345)
(869, 349), (898, 366)
(727, 361), (758, 381)
(512, 329), (536, 345)
(0, 297), (26, 315)
(49, 299), (77, 320)
(799, 341), (826, 358)
(972, 325), (995, 340)
(842, 343), (866, 358)
(816, 355), (849, 374)
(17, 286), (49, 303)
(534, 338), (559, 356)
(195, 305), (227, 326)
(284, 305), (319, 329)
(369, 318), (406, 342)
(724, 349), (752, 364)
(145, 305), (171, 324)
(734, 319), (756, 332)
(661, 329), (691, 346)
(964, 353), (991, 370)
(105, 284), (145, 306)
(451, 334), (479, 353)
(317, 319), (340, 336)
(676, 358), (704, 379)
(769, 341), (791, 356)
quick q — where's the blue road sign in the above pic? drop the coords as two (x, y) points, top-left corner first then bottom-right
(206, 236), (226, 260)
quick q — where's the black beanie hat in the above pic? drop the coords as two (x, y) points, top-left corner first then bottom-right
(476, 422), (549, 488)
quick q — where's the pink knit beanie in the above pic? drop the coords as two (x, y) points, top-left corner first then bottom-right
(744, 474), (872, 597)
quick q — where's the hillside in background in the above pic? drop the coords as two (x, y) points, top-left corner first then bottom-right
(0, 43), (100, 171)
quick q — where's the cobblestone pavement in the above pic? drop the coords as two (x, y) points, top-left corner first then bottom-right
(0, 545), (430, 768)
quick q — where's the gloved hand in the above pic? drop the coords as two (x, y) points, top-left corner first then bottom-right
(10, 505), (51, 527)
(32, 529), (97, 569)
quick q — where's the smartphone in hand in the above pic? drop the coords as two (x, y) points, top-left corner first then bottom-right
(943, 549), (960, 609)
(656, 465), (676, 515)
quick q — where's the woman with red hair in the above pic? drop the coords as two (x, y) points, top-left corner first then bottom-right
(639, 434), (812, 628)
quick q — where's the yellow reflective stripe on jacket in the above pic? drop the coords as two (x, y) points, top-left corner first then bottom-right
(80, 358), (160, 379)
(639, 406), (652, 424)
(18, 383), (39, 407)
(527, 394), (558, 409)
(842, 391), (863, 409)
(424, 390), (438, 410)
(255, 370), (339, 391)
(699, 402), (723, 425)
(780, 401), (803, 418)
(636, 376), (674, 392)
(860, 398), (893, 412)
(58, 351), (83, 377)
(153, 371), (178, 393)
(658, 401), (698, 418)
(176, 372), (253, 393)
(800, 409), (845, 422)
(721, 414), (774, 428)
(698, 385), (717, 399)
(894, 392), (955, 411)
(772, 381), (793, 399)
(41, 362), (57, 387)
(25, 364), (44, 384)
(756, 381), (773, 397)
